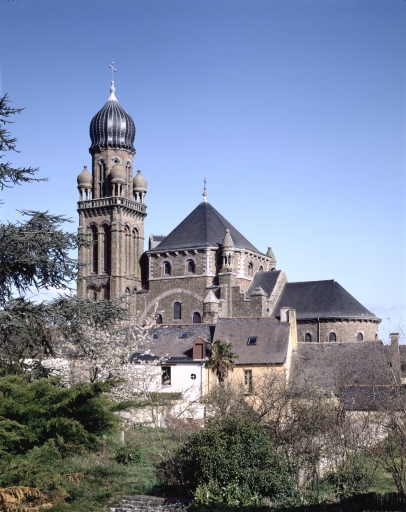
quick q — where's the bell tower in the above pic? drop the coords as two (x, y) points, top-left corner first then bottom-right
(77, 72), (147, 301)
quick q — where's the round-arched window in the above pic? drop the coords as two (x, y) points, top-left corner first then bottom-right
(193, 312), (201, 324)
(357, 332), (364, 342)
(156, 314), (162, 325)
(163, 261), (171, 276)
(174, 302), (181, 320)
(305, 333), (312, 342)
(248, 262), (254, 277)
(187, 259), (195, 274)
(329, 332), (337, 343)
(258, 266), (263, 273)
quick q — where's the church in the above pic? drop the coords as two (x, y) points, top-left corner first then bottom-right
(76, 80), (381, 346)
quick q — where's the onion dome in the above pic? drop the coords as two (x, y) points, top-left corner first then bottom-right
(110, 163), (126, 184)
(89, 82), (135, 151)
(77, 166), (92, 188)
(133, 170), (147, 192)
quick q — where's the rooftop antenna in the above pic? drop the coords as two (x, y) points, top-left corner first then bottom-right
(202, 177), (207, 202)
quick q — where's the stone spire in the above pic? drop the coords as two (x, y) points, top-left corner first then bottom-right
(221, 229), (235, 271)
(203, 290), (219, 324)
(266, 246), (276, 270)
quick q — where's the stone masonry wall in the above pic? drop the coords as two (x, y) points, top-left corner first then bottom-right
(297, 319), (379, 343)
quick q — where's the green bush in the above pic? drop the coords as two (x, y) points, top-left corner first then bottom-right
(326, 454), (375, 499)
(115, 442), (140, 465)
(158, 416), (297, 504)
(0, 375), (120, 454)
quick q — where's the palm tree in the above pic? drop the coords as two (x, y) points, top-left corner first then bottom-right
(206, 340), (238, 385)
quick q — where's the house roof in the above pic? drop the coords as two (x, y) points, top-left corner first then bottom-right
(150, 201), (261, 253)
(291, 341), (392, 391)
(272, 280), (378, 321)
(126, 324), (214, 363)
(246, 271), (281, 298)
(213, 317), (290, 365)
(399, 345), (406, 379)
(341, 385), (401, 411)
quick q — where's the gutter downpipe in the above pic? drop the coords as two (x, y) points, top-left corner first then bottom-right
(318, 318), (320, 343)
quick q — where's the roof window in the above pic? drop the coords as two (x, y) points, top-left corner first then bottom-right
(247, 336), (257, 345)
(179, 332), (188, 339)
(152, 333), (159, 339)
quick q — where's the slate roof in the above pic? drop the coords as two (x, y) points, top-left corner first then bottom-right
(213, 317), (290, 365)
(291, 341), (392, 391)
(126, 324), (214, 363)
(151, 202), (261, 253)
(246, 271), (281, 298)
(272, 280), (378, 320)
(399, 345), (406, 380)
(341, 385), (401, 411)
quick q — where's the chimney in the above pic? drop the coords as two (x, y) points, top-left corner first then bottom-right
(390, 333), (399, 345)
(280, 307), (297, 351)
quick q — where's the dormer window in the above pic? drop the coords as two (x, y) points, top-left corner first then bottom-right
(193, 338), (205, 360)
(247, 337), (257, 345)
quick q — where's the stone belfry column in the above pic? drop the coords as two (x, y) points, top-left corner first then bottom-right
(77, 67), (147, 304)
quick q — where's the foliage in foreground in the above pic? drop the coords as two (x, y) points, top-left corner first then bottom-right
(0, 375), (121, 455)
(158, 416), (298, 506)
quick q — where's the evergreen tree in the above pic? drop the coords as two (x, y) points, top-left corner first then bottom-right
(0, 94), (127, 372)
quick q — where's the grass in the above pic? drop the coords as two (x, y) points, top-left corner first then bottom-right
(0, 426), (182, 511)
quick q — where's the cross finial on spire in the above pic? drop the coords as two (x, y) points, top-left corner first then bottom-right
(202, 177), (207, 202)
(109, 61), (117, 81)
(107, 62), (118, 101)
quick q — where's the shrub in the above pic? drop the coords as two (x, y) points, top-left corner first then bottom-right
(158, 416), (297, 503)
(115, 443), (140, 465)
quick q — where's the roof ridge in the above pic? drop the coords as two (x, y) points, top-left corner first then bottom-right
(286, 279), (336, 284)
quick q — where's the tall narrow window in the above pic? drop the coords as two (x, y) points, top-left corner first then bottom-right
(357, 332), (364, 342)
(187, 259), (195, 274)
(125, 226), (131, 275)
(156, 314), (162, 325)
(163, 261), (171, 276)
(244, 370), (253, 393)
(305, 333), (312, 342)
(193, 312), (201, 324)
(248, 262), (254, 277)
(162, 366), (171, 385)
(103, 286), (109, 300)
(258, 266), (263, 273)
(91, 226), (98, 274)
(103, 225), (111, 273)
(174, 301), (181, 320)
(99, 160), (106, 197)
(329, 332), (336, 343)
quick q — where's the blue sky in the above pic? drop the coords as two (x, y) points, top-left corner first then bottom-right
(1, 0), (405, 340)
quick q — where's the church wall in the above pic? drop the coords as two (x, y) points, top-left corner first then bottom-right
(137, 276), (212, 324)
(297, 319), (379, 344)
(149, 250), (212, 279)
